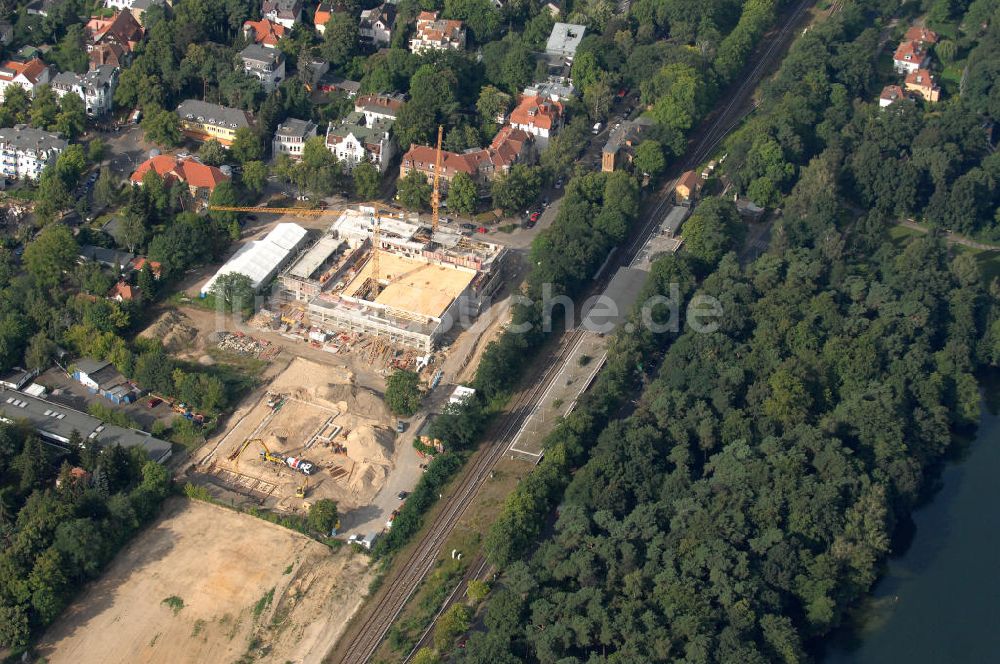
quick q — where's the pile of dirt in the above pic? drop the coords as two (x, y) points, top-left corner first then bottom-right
(321, 383), (391, 421)
(140, 310), (199, 352)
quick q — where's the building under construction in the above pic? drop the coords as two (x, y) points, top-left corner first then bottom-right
(279, 206), (507, 351)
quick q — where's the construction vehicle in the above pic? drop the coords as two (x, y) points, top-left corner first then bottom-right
(258, 439), (286, 466)
(295, 476), (309, 498)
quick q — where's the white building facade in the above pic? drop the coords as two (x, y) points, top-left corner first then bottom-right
(0, 125), (67, 180)
(50, 65), (119, 116)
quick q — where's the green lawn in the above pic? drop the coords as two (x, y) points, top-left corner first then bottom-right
(887, 224), (1000, 283)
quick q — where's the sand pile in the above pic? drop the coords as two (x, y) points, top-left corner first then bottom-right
(141, 311), (198, 352)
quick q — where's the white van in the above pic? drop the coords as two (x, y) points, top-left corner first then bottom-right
(592, 122), (602, 134)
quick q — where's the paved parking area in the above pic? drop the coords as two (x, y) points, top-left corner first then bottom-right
(34, 367), (177, 431)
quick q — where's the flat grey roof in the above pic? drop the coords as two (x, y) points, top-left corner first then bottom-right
(275, 117), (316, 138)
(0, 387), (172, 462)
(545, 23), (586, 58)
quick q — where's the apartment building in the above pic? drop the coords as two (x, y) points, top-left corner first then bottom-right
(50, 65), (119, 116)
(0, 125), (67, 181)
(175, 99), (253, 146)
(272, 118), (317, 160)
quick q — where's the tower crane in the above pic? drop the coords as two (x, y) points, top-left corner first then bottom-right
(431, 125), (444, 238)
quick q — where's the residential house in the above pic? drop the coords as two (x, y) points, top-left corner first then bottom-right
(175, 99), (253, 146)
(242, 17), (286, 48)
(272, 118), (317, 160)
(399, 126), (534, 192)
(317, 73), (360, 97)
(410, 11), (466, 54)
(130, 154), (230, 196)
(545, 22), (585, 63)
(893, 39), (930, 74)
(905, 68), (941, 102)
(262, 0), (302, 29)
(354, 93), (405, 124)
(71, 358), (139, 404)
(314, 2), (332, 34)
(879, 84), (910, 108)
(904, 26), (938, 45)
(542, 1), (561, 17)
(508, 94), (563, 148)
(0, 58), (51, 101)
(86, 11), (145, 69)
(130, 256), (163, 278)
(675, 170), (701, 203)
(239, 43), (285, 92)
(50, 65), (119, 116)
(0, 125), (66, 181)
(523, 78), (575, 103)
(79, 244), (135, 270)
(359, 3), (396, 48)
(601, 116), (654, 172)
(295, 57), (328, 90)
(108, 281), (138, 302)
(325, 111), (395, 172)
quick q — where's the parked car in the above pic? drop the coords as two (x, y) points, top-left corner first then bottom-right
(529, 212), (540, 223)
(147, 397), (162, 408)
(397, 491), (409, 500)
(395, 420), (407, 433)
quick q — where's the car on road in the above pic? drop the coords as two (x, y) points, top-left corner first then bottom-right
(397, 491), (409, 500)
(395, 420), (407, 433)
(529, 212), (540, 223)
(459, 223), (476, 235)
(592, 122), (602, 134)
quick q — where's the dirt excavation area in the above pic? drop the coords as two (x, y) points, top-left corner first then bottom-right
(35, 498), (373, 664)
(197, 357), (400, 512)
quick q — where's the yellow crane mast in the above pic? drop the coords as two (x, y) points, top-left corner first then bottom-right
(431, 125), (444, 237)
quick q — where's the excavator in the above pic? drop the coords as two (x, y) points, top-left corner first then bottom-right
(295, 476), (309, 499)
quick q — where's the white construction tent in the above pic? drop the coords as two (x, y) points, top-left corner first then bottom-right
(201, 222), (308, 295)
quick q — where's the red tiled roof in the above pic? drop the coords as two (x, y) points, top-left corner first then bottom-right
(109, 281), (137, 301)
(402, 126), (533, 179)
(894, 40), (927, 64)
(130, 257), (162, 278)
(243, 18), (285, 46)
(87, 11), (144, 49)
(509, 95), (563, 131)
(904, 26), (938, 44)
(130, 155), (229, 191)
(676, 170), (700, 192)
(0, 58), (47, 84)
(905, 68), (937, 90)
(880, 84), (906, 101)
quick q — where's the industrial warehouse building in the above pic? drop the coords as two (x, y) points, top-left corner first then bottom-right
(0, 388), (172, 462)
(201, 222), (308, 296)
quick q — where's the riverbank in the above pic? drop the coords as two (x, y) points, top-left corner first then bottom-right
(822, 379), (1000, 662)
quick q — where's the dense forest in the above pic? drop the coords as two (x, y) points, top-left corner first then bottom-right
(0, 427), (171, 649)
(455, 0), (1000, 662)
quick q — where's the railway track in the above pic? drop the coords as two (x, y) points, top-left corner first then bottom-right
(331, 3), (818, 661)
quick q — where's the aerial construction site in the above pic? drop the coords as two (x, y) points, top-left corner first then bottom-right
(277, 206), (507, 351)
(198, 357), (400, 514)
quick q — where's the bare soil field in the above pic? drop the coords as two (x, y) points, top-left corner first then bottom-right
(196, 357), (400, 512)
(35, 498), (373, 664)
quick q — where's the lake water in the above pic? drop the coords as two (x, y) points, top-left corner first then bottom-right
(822, 392), (1000, 663)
